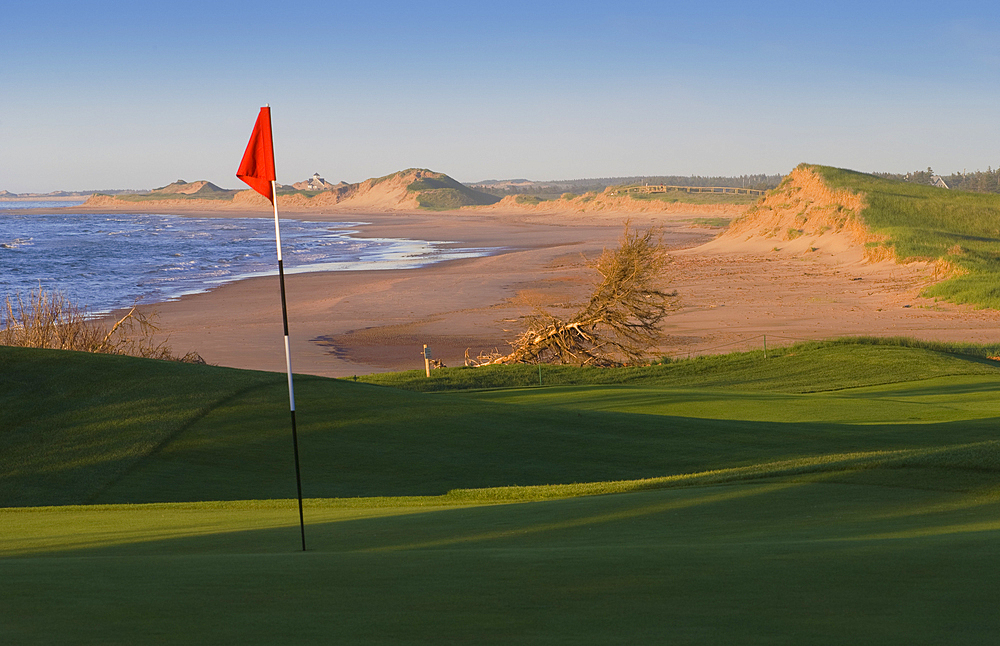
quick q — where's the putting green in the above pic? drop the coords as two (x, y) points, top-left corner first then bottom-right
(4, 480), (1000, 644)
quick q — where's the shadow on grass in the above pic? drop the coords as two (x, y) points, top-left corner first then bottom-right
(846, 379), (1000, 398)
(10, 474), (1000, 560)
(6, 482), (1000, 644)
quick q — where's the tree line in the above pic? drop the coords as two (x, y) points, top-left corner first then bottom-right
(471, 174), (784, 198)
(876, 167), (1000, 194)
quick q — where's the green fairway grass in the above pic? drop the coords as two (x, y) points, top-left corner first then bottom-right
(6, 341), (1000, 507)
(5, 341), (1000, 643)
(358, 337), (1000, 393)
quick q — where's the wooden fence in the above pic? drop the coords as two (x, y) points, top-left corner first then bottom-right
(616, 185), (767, 197)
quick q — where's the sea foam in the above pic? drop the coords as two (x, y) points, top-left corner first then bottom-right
(0, 211), (496, 314)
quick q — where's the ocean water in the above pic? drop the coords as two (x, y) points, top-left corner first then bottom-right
(0, 200), (87, 210)
(0, 208), (496, 314)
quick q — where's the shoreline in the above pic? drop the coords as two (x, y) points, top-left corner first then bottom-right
(0, 196), (92, 202)
(133, 207), (709, 376)
(13, 203), (1000, 377)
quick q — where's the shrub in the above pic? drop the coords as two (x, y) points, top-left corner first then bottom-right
(0, 287), (201, 362)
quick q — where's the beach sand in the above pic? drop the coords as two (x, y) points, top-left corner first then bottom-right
(143, 209), (712, 376)
(39, 202), (1000, 377)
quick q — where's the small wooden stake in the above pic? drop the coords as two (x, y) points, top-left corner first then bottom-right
(424, 344), (431, 378)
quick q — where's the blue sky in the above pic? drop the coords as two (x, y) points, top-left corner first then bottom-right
(4, 0), (1000, 192)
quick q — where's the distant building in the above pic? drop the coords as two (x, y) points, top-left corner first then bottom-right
(931, 175), (950, 189)
(292, 173), (336, 191)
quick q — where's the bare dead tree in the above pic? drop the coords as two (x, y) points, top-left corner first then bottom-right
(486, 223), (676, 367)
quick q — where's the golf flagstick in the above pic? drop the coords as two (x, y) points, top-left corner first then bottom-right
(237, 106), (306, 552)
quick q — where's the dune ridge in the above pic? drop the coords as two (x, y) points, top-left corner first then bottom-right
(83, 168), (751, 215)
(85, 169), (500, 212)
(151, 180), (228, 195)
(694, 164), (893, 261)
(228, 169), (428, 210)
(484, 192), (750, 216)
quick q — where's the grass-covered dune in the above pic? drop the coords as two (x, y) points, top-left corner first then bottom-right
(117, 179), (237, 201)
(404, 171), (501, 209)
(6, 341), (1000, 643)
(811, 164), (1000, 308)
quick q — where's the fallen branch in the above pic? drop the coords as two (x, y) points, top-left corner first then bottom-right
(482, 222), (676, 367)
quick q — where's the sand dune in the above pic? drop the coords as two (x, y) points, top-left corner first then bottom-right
(84, 169), (494, 213)
(82, 168), (753, 217)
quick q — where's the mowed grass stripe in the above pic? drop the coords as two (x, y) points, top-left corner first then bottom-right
(457, 375), (1000, 424)
(6, 437), (1000, 557)
(5, 480), (982, 557)
(359, 340), (1000, 392)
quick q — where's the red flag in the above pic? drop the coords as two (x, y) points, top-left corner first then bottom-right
(237, 106), (276, 203)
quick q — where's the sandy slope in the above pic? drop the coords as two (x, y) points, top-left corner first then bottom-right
(660, 167), (994, 358)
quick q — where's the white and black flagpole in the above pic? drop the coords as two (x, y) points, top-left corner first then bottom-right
(237, 105), (306, 551)
(271, 179), (306, 552)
